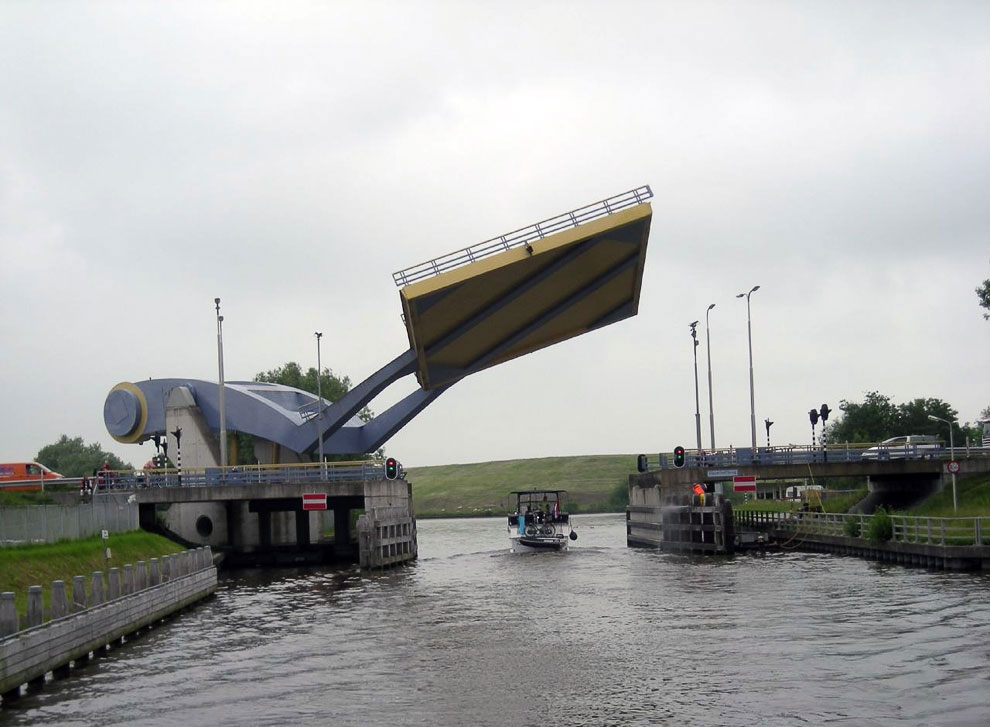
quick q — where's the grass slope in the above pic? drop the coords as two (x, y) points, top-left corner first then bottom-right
(901, 473), (990, 517)
(0, 531), (184, 619)
(406, 454), (637, 516)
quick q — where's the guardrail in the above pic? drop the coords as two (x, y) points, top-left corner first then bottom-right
(59, 461), (392, 493)
(736, 510), (990, 546)
(391, 185), (653, 287)
(651, 444), (990, 470)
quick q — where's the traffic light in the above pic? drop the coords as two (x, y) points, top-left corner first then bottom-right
(384, 457), (398, 480)
(673, 446), (686, 468)
(819, 403), (831, 422)
(809, 408), (820, 426)
(637, 454), (648, 473)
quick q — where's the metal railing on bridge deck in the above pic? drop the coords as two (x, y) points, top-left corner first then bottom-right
(736, 510), (990, 547)
(653, 443), (990, 470)
(391, 185), (654, 287)
(81, 461), (390, 492)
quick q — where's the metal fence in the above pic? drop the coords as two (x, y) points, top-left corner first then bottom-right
(76, 460), (390, 492)
(0, 499), (138, 547)
(654, 443), (990, 470)
(391, 185), (654, 287)
(737, 510), (990, 546)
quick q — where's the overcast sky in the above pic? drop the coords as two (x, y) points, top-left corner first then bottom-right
(1, 2), (988, 469)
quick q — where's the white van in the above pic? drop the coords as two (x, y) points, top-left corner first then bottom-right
(860, 435), (942, 460)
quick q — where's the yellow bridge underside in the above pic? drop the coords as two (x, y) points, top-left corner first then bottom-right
(400, 203), (653, 390)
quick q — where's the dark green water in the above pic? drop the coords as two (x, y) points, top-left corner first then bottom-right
(4, 514), (988, 726)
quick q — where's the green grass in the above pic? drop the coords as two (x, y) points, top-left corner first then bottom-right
(0, 491), (56, 507)
(0, 531), (184, 620)
(901, 474), (990, 518)
(405, 454), (636, 516)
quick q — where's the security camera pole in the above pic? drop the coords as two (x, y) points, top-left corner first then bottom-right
(690, 321), (701, 451)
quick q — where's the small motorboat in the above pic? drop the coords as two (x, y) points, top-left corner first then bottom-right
(507, 489), (576, 553)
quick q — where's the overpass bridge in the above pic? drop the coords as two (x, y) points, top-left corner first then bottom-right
(628, 444), (990, 554)
(637, 443), (990, 488)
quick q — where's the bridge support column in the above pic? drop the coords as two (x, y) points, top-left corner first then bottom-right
(226, 502), (244, 548)
(295, 510), (311, 550)
(258, 510), (272, 548)
(334, 507), (351, 546)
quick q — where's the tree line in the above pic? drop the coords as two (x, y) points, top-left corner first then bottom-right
(825, 391), (986, 447)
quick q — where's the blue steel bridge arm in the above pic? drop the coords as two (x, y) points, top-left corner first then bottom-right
(307, 349), (419, 451)
(321, 385), (451, 454)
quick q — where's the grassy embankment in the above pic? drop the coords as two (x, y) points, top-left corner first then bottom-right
(0, 531), (184, 621)
(406, 454), (635, 517)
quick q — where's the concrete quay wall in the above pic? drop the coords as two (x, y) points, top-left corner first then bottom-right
(0, 547), (217, 702)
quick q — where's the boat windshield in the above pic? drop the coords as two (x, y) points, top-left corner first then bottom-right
(511, 490), (566, 512)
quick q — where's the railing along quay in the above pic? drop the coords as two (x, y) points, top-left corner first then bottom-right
(736, 510), (990, 570)
(737, 510), (990, 546)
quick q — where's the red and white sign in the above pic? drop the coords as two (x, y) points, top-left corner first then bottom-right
(733, 475), (757, 492)
(947, 460), (961, 475)
(302, 493), (327, 511)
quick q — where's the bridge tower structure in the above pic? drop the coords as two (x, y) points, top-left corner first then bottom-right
(102, 187), (654, 561)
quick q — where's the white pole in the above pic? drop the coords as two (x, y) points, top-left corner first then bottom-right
(215, 298), (227, 468)
(737, 286), (760, 452)
(315, 331), (325, 476)
(706, 303), (716, 449)
(690, 321), (701, 451)
(928, 414), (958, 513)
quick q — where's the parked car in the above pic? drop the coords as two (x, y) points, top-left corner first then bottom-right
(860, 435), (943, 460)
(0, 462), (65, 492)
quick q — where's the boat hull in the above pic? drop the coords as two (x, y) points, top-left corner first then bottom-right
(509, 533), (568, 554)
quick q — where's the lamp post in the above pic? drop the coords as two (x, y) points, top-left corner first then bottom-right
(736, 285), (760, 451)
(315, 331), (325, 476)
(690, 321), (702, 451)
(927, 414), (957, 513)
(214, 298), (227, 468)
(705, 303), (716, 449)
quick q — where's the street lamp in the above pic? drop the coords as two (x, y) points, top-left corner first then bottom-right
(705, 303), (716, 449)
(736, 285), (760, 451)
(927, 414), (957, 513)
(690, 321), (702, 451)
(214, 297), (227, 468)
(315, 331), (325, 475)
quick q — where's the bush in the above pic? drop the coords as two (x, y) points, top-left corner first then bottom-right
(843, 517), (861, 538)
(866, 506), (893, 543)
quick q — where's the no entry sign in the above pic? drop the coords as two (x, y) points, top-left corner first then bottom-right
(302, 493), (327, 511)
(733, 475), (757, 492)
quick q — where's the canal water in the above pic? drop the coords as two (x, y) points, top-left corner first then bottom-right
(4, 514), (989, 726)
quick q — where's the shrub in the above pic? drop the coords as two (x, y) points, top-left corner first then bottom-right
(843, 517), (861, 538)
(866, 506), (893, 543)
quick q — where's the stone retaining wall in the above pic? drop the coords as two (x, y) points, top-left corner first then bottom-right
(0, 547), (217, 702)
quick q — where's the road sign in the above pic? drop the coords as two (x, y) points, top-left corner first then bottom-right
(733, 475), (757, 492)
(302, 493), (327, 511)
(708, 469), (739, 479)
(947, 460), (961, 475)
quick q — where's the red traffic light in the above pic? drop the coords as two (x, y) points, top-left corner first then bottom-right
(673, 446), (686, 468)
(384, 457), (399, 480)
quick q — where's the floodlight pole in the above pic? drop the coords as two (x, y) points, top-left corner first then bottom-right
(315, 331), (325, 477)
(736, 285), (760, 452)
(215, 298), (227, 468)
(928, 414), (957, 513)
(705, 303), (716, 449)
